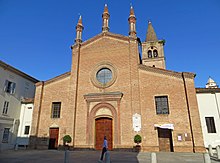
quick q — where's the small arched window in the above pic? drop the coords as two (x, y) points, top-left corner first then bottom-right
(148, 50), (152, 58)
(153, 50), (158, 57)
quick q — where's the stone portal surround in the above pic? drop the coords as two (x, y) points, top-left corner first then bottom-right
(84, 92), (123, 148)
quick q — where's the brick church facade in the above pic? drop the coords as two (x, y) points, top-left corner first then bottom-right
(30, 5), (205, 152)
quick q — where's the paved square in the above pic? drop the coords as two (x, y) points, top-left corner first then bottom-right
(0, 150), (219, 163)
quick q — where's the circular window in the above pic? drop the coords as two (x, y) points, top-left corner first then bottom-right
(96, 68), (112, 84)
(91, 62), (117, 88)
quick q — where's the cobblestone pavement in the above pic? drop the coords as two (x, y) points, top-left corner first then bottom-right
(0, 150), (219, 163)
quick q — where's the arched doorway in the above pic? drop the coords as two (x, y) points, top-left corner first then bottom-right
(95, 117), (112, 150)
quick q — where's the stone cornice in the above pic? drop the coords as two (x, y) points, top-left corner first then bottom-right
(142, 56), (164, 61)
(138, 64), (195, 79)
(84, 91), (123, 102)
(36, 71), (71, 87)
(0, 116), (14, 122)
(21, 98), (34, 104)
(196, 88), (220, 93)
(0, 60), (39, 83)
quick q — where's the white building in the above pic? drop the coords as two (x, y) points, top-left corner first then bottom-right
(0, 60), (38, 150)
(196, 77), (220, 148)
(16, 98), (34, 148)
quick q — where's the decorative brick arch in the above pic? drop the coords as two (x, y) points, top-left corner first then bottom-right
(87, 102), (119, 148)
(90, 102), (116, 119)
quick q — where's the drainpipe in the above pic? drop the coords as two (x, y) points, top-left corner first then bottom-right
(182, 73), (195, 153)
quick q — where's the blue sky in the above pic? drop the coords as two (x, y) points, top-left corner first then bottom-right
(0, 0), (220, 87)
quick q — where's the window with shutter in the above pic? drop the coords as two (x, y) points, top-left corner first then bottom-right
(51, 102), (61, 118)
(24, 126), (30, 135)
(155, 96), (169, 114)
(4, 80), (16, 94)
(11, 83), (16, 94)
(2, 101), (9, 115)
(2, 128), (10, 143)
(205, 117), (216, 133)
(4, 80), (9, 92)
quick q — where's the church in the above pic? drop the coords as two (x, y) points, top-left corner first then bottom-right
(30, 5), (205, 152)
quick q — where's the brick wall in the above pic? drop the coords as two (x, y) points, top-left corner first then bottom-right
(31, 33), (205, 152)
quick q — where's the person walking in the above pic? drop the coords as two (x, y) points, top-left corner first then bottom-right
(100, 136), (108, 161)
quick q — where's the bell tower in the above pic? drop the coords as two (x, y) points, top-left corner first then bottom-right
(142, 21), (166, 69)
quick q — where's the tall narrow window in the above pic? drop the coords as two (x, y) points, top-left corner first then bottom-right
(51, 102), (61, 118)
(4, 80), (16, 94)
(24, 126), (30, 135)
(205, 117), (216, 133)
(153, 50), (158, 57)
(2, 128), (10, 143)
(2, 101), (9, 115)
(155, 96), (169, 114)
(148, 50), (152, 58)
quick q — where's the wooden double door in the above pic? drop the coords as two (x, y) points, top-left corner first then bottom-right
(95, 117), (112, 150)
(48, 128), (59, 149)
(158, 128), (174, 152)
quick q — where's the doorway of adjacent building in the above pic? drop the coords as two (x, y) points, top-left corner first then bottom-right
(158, 128), (174, 152)
(48, 128), (59, 149)
(95, 117), (112, 150)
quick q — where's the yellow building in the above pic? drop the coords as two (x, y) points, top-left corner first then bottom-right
(30, 5), (205, 152)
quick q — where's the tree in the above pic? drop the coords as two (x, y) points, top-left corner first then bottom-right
(63, 135), (72, 145)
(134, 134), (142, 145)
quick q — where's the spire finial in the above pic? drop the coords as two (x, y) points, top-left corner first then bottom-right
(128, 5), (136, 38)
(104, 4), (109, 13)
(130, 4), (135, 16)
(102, 4), (110, 32)
(77, 15), (82, 25)
(75, 15), (84, 44)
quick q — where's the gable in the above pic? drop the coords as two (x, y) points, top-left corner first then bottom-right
(77, 33), (132, 67)
(36, 72), (71, 87)
(71, 32), (129, 50)
(138, 64), (195, 80)
(82, 32), (129, 50)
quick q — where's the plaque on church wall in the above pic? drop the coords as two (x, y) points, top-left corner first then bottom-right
(132, 113), (141, 132)
(184, 133), (191, 141)
(177, 134), (183, 142)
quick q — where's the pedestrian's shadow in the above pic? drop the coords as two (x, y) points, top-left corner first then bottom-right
(99, 150), (141, 163)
